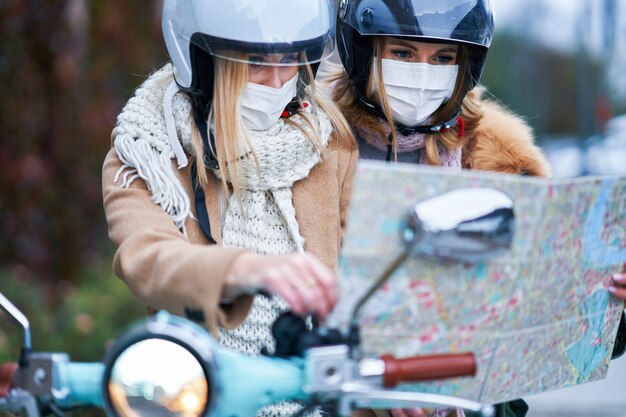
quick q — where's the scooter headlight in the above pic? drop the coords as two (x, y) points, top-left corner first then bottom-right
(102, 312), (218, 417)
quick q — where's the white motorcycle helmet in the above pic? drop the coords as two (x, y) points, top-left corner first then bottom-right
(162, 0), (335, 110)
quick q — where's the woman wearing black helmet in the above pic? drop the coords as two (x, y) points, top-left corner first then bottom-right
(327, 2), (626, 417)
(102, 2), (356, 415)
(327, 0), (550, 176)
(326, 1), (546, 417)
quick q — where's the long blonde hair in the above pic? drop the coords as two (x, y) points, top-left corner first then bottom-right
(331, 36), (483, 165)
(191, 53), (355, 199)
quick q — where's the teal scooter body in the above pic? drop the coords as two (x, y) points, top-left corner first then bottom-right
(211, 346), (306, 417)
(98, 311), (307, 417)
(55, 362), (105, 409)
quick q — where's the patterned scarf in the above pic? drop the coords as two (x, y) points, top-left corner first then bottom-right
(353, 117), (462, 168)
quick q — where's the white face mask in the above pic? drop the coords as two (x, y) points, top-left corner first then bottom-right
(239, 73), (299, 130)
(375, 59), (459, 126)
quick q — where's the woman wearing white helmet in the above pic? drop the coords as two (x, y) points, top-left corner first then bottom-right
(102, 3), (356, 415)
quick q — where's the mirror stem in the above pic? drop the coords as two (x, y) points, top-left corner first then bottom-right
(0, 291), (32, 366)
(348, 251), (410, 356)
(349, 251), (409, 325)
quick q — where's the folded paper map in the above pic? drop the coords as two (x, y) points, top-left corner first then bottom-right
(329, 161), (625, 403)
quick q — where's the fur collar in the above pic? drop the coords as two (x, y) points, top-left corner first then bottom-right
(463, 98), (552, 177)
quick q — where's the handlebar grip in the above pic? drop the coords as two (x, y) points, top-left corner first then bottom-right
(0, 363), (18, 397)
(381, 353), (476, 388)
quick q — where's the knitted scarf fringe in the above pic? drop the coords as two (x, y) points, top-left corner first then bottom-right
(113, 128), (191, 233)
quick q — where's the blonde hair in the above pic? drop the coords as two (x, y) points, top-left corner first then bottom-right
(191, 53), (355, 200)
(331, 36), (483, 165)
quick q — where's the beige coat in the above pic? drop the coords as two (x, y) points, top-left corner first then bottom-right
(102, 135), (358, 335)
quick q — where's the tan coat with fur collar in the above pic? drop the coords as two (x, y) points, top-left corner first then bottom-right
(328, 74), (551, 417)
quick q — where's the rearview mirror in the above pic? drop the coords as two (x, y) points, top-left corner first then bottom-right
(405, 188), (514, 262)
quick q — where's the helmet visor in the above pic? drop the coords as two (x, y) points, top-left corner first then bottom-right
(190, 33), (335, 67)
(341, 0), (494, 48)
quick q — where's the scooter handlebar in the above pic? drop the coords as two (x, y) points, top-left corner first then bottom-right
(381, 353), (476, 388)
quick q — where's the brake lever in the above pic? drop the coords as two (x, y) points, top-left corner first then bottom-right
(0, 389), (41, 417)
(338, 386), (495, 417)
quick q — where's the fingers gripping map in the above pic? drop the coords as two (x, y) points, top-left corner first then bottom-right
(328, 161), (626, 403)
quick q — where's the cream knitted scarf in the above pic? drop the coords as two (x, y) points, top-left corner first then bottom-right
(112, 65), (194, 232)
(217, 110), (332, 358)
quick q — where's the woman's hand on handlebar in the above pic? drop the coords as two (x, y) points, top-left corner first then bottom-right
(224, 252), (337, 318)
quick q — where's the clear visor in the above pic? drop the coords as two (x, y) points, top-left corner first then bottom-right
(342, 0), (494, 48)
(191, 33), (336, 67)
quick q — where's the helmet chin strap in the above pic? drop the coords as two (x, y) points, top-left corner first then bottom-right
(354, 86), (462, 136)
(395, 110), (463, 136)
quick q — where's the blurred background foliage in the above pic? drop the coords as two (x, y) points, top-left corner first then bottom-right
(0, 0), (166, 365)
(0, 0), (625, 377)
(485, 31), (605, 135)
(0, 265), (143, 363)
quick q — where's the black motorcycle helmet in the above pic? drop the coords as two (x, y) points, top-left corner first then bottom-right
(337, 0), (495, 132)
